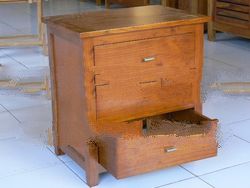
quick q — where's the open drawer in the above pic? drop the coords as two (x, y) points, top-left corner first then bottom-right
(98, 109), (218, 179)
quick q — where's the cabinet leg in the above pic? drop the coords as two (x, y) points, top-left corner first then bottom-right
(85, 142), (100, 187)
(195, 103), (203, 114)
(54, 146), (64, 156)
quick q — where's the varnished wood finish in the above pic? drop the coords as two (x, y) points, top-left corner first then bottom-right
(44, 6), (215, 187)
(208, 0), (250, 40)
(44, 6), (209, 38)
(94, 33), (196, 122)
(99, 109), (218, 178)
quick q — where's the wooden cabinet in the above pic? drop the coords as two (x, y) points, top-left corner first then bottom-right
(208, 0), (250, 40)
(44, 5), (216, 187)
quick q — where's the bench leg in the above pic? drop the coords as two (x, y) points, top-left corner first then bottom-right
(96, 0), (102, 5)
(105, 0), (110, 8)
(207, 0), (216, 41)
(208, 22), (216, 41)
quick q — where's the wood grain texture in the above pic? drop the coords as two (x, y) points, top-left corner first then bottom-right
(208, 0), (250, 40)
(45, 6), (214, 187)
(98, 109), (218, 178)
(44, 5), (210, 38)
(94, 33), (196, 122)
(162, 0), (208, 14)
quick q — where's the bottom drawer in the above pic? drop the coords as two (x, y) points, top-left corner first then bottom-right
(98, 109), (218, 179)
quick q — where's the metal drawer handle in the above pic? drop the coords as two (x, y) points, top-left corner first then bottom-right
(164, 146), (177, 153)
(139, 80), (158, 85)
(143, 57), (156, 63)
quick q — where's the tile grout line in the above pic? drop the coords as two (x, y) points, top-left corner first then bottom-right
(233, 134), (250, 144)
(153, 176), (196, 188)
(205, 36), (250, 52)
(46, 147), (88, 185)
(0, 137), (17, 142)
(0, 162), (60, 180)
(1, 102), (51, 114)
(0, 20), (25, 34)
(1, 52), (30, 70)
(205, 56), (244, 70)
(206, 38), (250, 52)
(222, 118), (250, 126)
(0, 104), (21, 123)
(179, 166), (216, 188)
(198, 160), (250, 177)
(63, 162), (88, 185)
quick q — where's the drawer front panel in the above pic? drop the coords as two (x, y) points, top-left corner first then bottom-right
(94, 33), (196, 121)
(99, 110), (218, 178)
(117, 132), (217, 178)
(95, 76), (195, 121)
(94, 33), (195, 68)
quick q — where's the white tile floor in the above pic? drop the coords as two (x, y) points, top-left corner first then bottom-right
(0, 0), (250, 187)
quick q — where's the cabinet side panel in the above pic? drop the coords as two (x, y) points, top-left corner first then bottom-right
(194, 24), (205, 113)
(48, 29), (90, 154)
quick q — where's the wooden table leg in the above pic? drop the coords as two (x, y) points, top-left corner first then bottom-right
(42, 23), (48, 56)
(190, 0), (198, 14)
(161, 0), (170, 6)
(208, 0), (216, 41)
(96, 0), (102, 5)
(85, 141), (100, 187)
(105, 0), (110, 8)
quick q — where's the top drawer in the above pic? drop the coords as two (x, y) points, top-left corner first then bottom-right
(93, 33), (197, 122)
(94, 33), (195, 69)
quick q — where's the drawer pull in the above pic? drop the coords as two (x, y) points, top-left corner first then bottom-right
(139, 80), (158, 85)
(164, 146), (177, 153)
(143, 57), (156, 63)
(95, 83), (109, 87)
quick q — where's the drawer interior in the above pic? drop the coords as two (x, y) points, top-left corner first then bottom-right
(144, 109), (215, 137)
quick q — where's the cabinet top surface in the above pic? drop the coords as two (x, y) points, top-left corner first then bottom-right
(44, 5), (209, 38)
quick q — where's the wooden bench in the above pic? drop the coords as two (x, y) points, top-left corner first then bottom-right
(0, 0), (45, 49)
